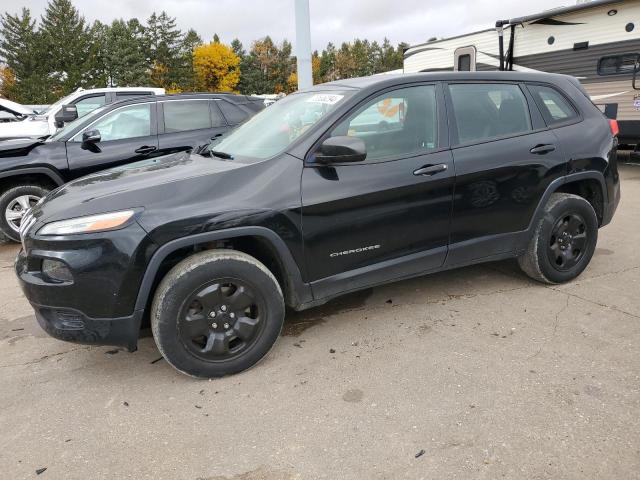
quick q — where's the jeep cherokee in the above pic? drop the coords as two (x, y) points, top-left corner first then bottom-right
(15, 72), (620, 378)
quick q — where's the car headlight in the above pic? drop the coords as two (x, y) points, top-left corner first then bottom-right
(38, 210), (136, 236)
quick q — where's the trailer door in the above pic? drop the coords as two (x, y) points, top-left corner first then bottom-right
(454, 46), (476, 71)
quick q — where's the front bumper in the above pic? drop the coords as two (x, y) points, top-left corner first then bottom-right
(31, 303), (143, 351)
(15, 222), (156, 350)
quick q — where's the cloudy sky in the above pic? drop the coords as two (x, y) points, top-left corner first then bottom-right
(12, 0), (566, 50)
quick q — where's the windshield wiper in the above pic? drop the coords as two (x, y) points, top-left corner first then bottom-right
(210, 150), (233, 160)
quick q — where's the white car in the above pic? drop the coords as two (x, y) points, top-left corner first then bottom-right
(0, 87), (165, 140)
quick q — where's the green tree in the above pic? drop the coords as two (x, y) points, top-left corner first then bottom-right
(0, 8), (43, 102)
(145, 11), (182, 88)
(38, 0), (93, 101)
(105, 18), (148, 87)
(177, 28), (202, 91)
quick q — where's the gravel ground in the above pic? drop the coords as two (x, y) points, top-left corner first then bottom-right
(0, 164), (639, 480)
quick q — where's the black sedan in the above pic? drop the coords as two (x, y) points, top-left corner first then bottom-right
(0, 93), (265, 241)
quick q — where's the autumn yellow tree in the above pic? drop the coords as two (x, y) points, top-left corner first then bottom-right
(193, 42), (240, 92)
(0, 66), (16, 98)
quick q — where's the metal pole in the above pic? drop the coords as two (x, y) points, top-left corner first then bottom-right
(294, 0), (313, 90)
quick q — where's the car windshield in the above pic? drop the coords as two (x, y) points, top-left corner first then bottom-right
(48, 104), (110, 142)
(209, 90), (352, 161)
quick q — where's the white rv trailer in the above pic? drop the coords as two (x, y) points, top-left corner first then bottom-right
(403, 0), (640, 146)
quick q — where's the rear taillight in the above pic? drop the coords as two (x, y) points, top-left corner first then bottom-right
(609, 119), (619, 137)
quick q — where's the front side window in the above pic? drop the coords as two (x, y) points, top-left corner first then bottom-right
(329, 85), (437, 162)
(449, 83), (531, 144)
(74, 103), (151, 142)
(528, 84), (578, 125)
(210, 90), (352, 161)
(163, 100), (211, 133)
(74, 94), (107, 118)
(597, 54), (639, 75)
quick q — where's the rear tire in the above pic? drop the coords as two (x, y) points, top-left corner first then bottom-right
(518, 193), (598, 284)
(151, 249), (284, 378)
(0, 184), (50, 242)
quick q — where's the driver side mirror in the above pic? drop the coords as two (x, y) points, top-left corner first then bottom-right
(54, 104), (78, 128)
(315, 136), (367, 164)
(82, 129), (101, 144)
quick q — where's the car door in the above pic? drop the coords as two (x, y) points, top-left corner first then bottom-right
(65, 101), (159, 179)
(301, 83), (454, 299)
(157, 99), (228, 155)
(444, 81), (567, 265)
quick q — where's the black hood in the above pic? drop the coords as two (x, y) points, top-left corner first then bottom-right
(31, 151), (247, 225)
(0, 137), (44, 157)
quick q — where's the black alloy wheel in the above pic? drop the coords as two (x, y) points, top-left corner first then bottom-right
(178, 279), (265, 361)
(547, 213), (588, 271)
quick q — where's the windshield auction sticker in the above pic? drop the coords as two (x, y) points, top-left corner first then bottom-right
(306, 94), (344, 105)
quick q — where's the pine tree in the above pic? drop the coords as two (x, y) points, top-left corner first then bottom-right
(0, 8), (44, 102)
(177, 28), (202, 92)
(105, 19), (148, 87)
(145, 11), (182, 88)
(38, 0), (93, 101)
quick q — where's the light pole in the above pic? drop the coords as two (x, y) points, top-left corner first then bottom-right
(294, 0), (313, 90)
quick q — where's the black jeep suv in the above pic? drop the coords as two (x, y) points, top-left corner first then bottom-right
(0, 93), (264, 241)
(16, 72), (620, 378)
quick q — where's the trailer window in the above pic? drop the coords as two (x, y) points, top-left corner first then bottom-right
(458, 55), (471, 71)
(597, 54), (639, 75)
(527, 85), (578, 126)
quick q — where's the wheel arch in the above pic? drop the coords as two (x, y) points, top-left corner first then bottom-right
(0, 167), (65, 191)
(529, 171), (607, 230)
(134, 227), (313, 321)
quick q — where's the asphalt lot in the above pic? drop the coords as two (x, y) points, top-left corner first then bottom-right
(1, 164), (639, 480)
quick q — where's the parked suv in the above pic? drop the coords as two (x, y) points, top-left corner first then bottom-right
(0, 92), (265, 241)
(0, 87), (166, 140)
(16, 72), (620, 378)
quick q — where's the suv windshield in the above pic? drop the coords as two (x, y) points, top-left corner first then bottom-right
(48, 104), (109, 141)
(209, 90), (352, 160)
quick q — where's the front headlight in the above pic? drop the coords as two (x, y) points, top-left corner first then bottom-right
(38, 210), (136, 236)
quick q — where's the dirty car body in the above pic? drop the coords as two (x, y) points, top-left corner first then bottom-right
(15, 72), (620, 377)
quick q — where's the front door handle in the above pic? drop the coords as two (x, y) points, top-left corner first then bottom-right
(413, 164), (448, 176)
(530, 144), (556, 154)
(135, 145), (157, 155)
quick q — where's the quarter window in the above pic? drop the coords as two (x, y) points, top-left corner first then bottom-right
(527, 84), (578, 125)
(218, 101), (248, 124)
(163, 100), (211, 133)
(597, 53), (639, 75)
(77, 103), (151, 142)
(448, 83), (531, 144)
(74, 94), (106, 118)
(329, 85), (437, 162)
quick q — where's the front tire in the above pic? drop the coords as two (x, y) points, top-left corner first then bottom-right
(0, 184), (50, 242)
(151, 249), (285, 378)
(518, 193), (598, 284)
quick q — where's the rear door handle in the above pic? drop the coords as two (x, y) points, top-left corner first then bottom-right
(530, 144), (556, 154)
(135, 145), (157, 155)
(413, 164), (448, 176)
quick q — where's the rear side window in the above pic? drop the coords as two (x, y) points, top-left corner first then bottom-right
(218, 101), (248, 124)
(163, 100), (211, 133)
(527, 85), (578, 126)
(448, 83), (531, 144)
(597, 54), (639, 75)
